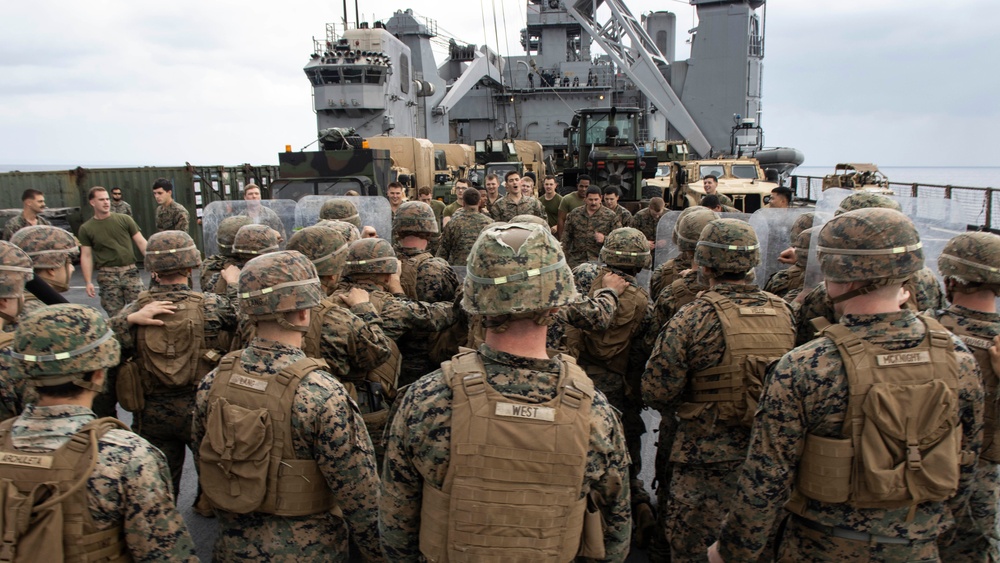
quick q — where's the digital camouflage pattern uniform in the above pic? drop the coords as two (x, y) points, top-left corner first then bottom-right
(628, 206), (663, 243)
(110, 199), (133, 216)
(193, 339), (383, 563)
(716, 208), (983, 563)
(561, 204), (622, 268)
(6, 225), (79, 332)
(199, 215), (252, 292)
(192, 251), (383, 562)
(111, 283), (237, 495)
(154, 200), (189, 233)
(931, 231), (1000, 562)
(763, 226), (814, 302)
(643, 219), (793, 562)
(436, 208), (494, 265)
(78, 213), (145, 318)
(380, 222), (632, 561)
(489, 194), (545, 223)
(794, 266), (945, 346)
(1, 213), (50, 242)
(609, 204), (632, 226)
(0, 241), (34, 417)
(395, 246), (460, 386)
(648, 207), (717, 300)
(6, 304), (198, 561)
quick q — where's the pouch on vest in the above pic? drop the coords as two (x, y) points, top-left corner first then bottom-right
(198, 353), (337, 517)
(577, 490), (607, 560)
(793, 318), (963, 513)
(938, 314), (1000, 462)
(0, 418), (129, 563)
(136, 291), (206, 389)
(115, 359), (145, 413)
(199, 396), (273, 514)
(685, 292), (794, 427)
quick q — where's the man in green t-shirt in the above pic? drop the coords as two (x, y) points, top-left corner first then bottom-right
(557, 174), (591, 237)
(79, 186), (147, 317)
(539, 175), (563, 234)
(441, 178), (470, 228)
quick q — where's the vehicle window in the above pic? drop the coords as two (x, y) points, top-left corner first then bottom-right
(699, 165), (725, 178)
(656, 165), (671, 178)
(731, 165), (759, 179)
(583, 114), (609, 145)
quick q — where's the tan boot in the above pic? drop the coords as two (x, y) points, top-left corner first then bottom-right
(193, 491), (215, 518)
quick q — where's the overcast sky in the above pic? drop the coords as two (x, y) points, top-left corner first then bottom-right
(1, 0), (996, 168)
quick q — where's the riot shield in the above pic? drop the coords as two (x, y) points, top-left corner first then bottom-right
(653, 211), (684, 268)
(295, 195), (392, 241)
(201, 200), (297, 257)
(749, 208), (813, 290)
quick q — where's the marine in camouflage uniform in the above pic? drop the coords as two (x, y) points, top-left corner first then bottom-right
(489, 190), (546, 223)
(561, 187), (623, 269)
(0, 241), (34, 420)
(319, 198), (363, 229)
(154, 197), (190, 233)
(110, 230), (237, 494)
(643, 218), (794, 562)
(710, 208), (984, 563)
(2, 212), (50, 242)
(380, 222), (633, 561)
(649, 206), (717, 300)
(393, 202), (461, 387)
(4, 304), (198, 561)
(78, 189), (146, 318)
(7, 225), (78, 327)
(563, 227), (656, 544)
(192, 251), (383, 562)
(199, 215), (252, 292)
(929, 232), (1000, 562)
(628, 197), (666, 244)
(436, 188), (494, 265)
(287, 226), (394, 466)
(109, 196), (133, 216)
(793, 195), (943, 346)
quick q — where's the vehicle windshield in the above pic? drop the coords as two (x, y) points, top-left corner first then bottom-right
(656, 165), (671, 178)
(731, 164), (759, 179)
(699, 165), (725, 179)
(271, 178), (373, 201)
(583, 113), (635, 145)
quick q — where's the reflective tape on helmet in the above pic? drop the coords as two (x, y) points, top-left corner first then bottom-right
(466, 258), (567, 286)
(10, 330), (115, 363)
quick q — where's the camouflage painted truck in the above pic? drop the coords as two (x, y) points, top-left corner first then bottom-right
(270, 127), (392, 200)
(822, 163), (893, 195)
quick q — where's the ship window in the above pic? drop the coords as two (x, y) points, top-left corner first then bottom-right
(699, 165), (725, 179)
(731, 164), (759, 179)
(366, 67), (385, 84)
(318, 69), (342, 84)
(400, 54), (410, 94)
(343, 68), (363, 84)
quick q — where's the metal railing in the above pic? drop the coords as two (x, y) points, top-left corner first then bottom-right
(787, 175), (998, 232)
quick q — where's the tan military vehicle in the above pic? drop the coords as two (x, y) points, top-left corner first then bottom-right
(366, 136), (436, 198)
(646, 156), (779, 213)
(822, 163), (893, 194)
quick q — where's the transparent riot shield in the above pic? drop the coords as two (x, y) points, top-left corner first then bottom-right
(653, 211), (685, 269)
(802, 188), (855, 292)
(452, 265), (467, 284)
(749, 208), (813, 290)
(295, 195), (392, 241)
(201, 200), (297, 257)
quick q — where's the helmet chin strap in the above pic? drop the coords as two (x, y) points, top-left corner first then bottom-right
(828, 278), (910, 304)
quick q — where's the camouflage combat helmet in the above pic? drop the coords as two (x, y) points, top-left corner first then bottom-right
(217, 216), (253, 257)
(393, 201), (439, 236)
(463, 223), (578, 316)
(938, 231), (1000, 286)
(572, 262), (602, 295)
(9, 225), (79, 269)
(316, 219), (361, 243)
(676, 208), (717, 253)
(0, 241), (33, 299)
(286, 225), (349, 277)
(789, 212), (815, 242)
(835, 192), (902, 216)
(793, 226), (817, 268)
(694, 219), (760, 274)
(10, 304), (119, 389)
(238, 251), (323, 321)
(510, 214), (548, 227)
(232, 224), (281, 257)
(818, 208), (923, 284)
(144, 230), (202, 274)
(319, 198), (362, 228)
(344, 238), (398, 275)
(671, 206), (708, 245)
(601, 227), (651, 269)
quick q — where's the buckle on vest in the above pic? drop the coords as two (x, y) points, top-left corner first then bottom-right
(907, 442), (922, 471)
(562, 385), (585, 409)
(462, 374), (486, 395)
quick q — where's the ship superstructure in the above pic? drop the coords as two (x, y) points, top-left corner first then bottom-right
(303, 1), (777, 161)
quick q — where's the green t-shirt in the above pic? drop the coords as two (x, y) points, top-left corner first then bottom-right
(78, 214), (140, 268)
(558, 192), (586, 215)
(540, 193), (563, 226)
(443, 200), (461, 218)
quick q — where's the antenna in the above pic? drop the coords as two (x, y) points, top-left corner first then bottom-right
(342, 0), (348, 31)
